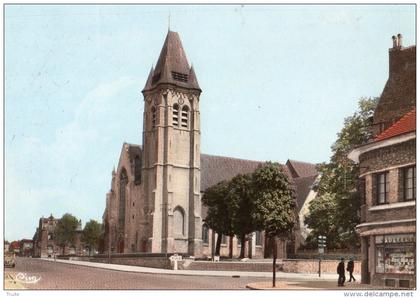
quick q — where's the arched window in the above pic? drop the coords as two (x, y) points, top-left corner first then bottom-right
(134, 155), (141, 184)
(173, 104), (179, 126)
(173, 206), (185, 236)
(255, 231), (262, 246)
(202, 224), (209, 244)
(151, 106), (157, 129)
(118, 168), (128, 231)
(181, 106), (189, 128)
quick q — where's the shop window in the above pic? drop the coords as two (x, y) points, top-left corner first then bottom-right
(376, 172), (389, 205)
(375, 234), (415, 274)
(403, 166), (416, 201)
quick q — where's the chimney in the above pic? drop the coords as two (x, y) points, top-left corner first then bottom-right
(392, 35), (397, 48)
(397, 33), (403, 48)
(388, 33), (415, 78)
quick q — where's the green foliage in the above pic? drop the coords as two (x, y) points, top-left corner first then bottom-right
(251, 162), (296, 239)
(54, 213), (79, 249)
(81, 219), (102, 254)
(227, 174), (256, 258)
(202, 180), (234, 236)
(305, 97), (378, 249)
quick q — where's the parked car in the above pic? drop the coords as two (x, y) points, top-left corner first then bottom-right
(4, 252), (16, 268)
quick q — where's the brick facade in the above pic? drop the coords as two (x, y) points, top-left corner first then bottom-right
(349, 36), (416, 289)
(33, 215), (85, 258)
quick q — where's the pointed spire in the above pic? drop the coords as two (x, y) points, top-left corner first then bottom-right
(189, 65), (200, 90)
(142, 30), (201, 92)
(143, 65), (154, 91)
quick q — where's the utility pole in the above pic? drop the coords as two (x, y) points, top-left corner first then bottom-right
(317, 235), (326, 277)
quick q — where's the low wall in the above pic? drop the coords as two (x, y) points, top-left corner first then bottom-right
(181, 260), (276, 272)
(281, 259), (361, 274)
(89, 253), (183, 269)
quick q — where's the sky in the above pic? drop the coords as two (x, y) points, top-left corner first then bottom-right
(4, 4), (416, 240)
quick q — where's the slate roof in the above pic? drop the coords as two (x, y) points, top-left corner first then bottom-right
(293, 175), (318, 212)
(143, 31), (200, 92)
(286, 159), (318, 178)
(375, 108), (416, 142)
(200, 154), (263, 191)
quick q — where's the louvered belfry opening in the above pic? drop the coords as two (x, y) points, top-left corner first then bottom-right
(171, 71), (188, 82)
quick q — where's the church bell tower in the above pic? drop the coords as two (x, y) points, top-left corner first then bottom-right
(141, 31), (202, 255)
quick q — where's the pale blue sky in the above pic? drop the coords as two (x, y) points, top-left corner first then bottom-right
(5, 4), (415, 240)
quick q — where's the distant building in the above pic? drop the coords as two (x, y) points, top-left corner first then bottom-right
(4, 241), (10, 253)
(20, 239), (34, 257)
(349, 34), (416, 288)
(33, 214), (85, 257)
(10, 241), (20, 254)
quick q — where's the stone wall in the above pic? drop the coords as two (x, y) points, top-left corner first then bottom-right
(281, 259), (361, 274)
(90, 253), (175, 269)
(181, 260), (276, 272)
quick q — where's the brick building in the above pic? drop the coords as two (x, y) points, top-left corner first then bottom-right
(101, 30), (319, 258)
(33, 214), (85, 257)
(348, 34), (416, 288)
(20, 239), (34, 257)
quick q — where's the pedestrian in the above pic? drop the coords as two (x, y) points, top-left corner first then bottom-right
(347, 257), (356, 282)
(337, 257), (345, 286)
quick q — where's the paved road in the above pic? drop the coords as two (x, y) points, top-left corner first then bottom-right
(5, 257), (268, 290)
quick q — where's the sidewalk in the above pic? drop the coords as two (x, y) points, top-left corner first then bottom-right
(40, 258), (358, 281)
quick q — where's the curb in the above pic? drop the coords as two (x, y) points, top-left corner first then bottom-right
(38, 258), (341, 280)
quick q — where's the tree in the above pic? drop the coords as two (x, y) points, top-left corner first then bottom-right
(251, 162), (296, 287)
(81, 219), (102, 256)
(227, 174), (256, 259)
(54, 213), (79, 255)
(305, 97), (378, 249)
(202, 181), (234, 257)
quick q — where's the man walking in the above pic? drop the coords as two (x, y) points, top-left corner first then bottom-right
(337, 257), (346, 286)
(347, 257), (356, 282)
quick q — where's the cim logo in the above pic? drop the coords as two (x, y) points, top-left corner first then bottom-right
(15, 272), (41, 284)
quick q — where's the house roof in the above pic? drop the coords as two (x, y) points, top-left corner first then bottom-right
(375, 108), (416, 142)
(293, 175), (318, 212)
(143, 31), (200, 92)
(286, 159), (318, 178)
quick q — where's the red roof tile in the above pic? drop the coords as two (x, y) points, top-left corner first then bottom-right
(375, 108), (416, 141)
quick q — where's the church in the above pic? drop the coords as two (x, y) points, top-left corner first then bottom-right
(102, 30), (318, 258)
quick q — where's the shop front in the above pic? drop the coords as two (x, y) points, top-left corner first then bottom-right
(372, 233), (415, 287)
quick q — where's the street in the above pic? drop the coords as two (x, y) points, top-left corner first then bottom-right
(5, 257), (269, 290)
